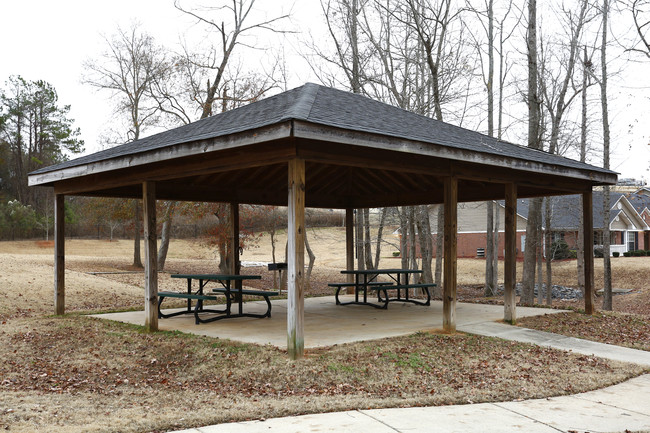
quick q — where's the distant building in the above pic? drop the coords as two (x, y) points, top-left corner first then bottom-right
(439, 192), (649, 258)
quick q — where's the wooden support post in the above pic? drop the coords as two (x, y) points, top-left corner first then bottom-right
(143, 181), (158, 332)
(345, 208), (354, 287)
(287, 158), (305, 360)
(583, 189), (595, 315)
(54, 194), (65, 315)
(443, 177), (457, 333)
(504, 183), (517, 324)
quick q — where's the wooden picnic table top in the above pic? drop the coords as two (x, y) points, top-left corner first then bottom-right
(340, 268), (423, 275)
(171, 274), (262, 281)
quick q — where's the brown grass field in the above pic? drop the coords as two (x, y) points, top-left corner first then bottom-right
(0, 228), (648, 432)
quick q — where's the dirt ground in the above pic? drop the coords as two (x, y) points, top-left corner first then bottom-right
(0, 230), (648, 432)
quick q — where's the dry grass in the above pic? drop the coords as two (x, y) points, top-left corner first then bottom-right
(0, 233), (648, 432)
(518, 312), (650, 351)
(0, 315), (644, 433)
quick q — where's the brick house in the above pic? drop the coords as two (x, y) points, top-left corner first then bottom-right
(439, 191), (648, 258)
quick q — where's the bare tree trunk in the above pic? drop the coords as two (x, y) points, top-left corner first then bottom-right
(484, 0), (496, 297)
(577, 47), (589, 294)
(417, 205), (433, 284)
(356, 209), (365, 271)
(133, 200), (143, 268)
(157, 202), (175, 270)
(374, 207), (388, 269)
(434, 205), (444, 298)
(408, 206), (417, 270)
(304, 230), (316, 290)
(600, 0), (612, 311)
(363, 208), (374, 270)
(523, 0), (542, 305)
(522, 199), (542, 305)
(400, 207), (409, 269)
(270, 230), (278, 290)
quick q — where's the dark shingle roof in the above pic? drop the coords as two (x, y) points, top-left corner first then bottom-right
(627, 193), (650, 213)
(30, 83), (617, 176)
(512, 192), (628, 229)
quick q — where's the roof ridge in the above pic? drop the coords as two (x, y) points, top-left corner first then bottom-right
(285, 83), (320, 120)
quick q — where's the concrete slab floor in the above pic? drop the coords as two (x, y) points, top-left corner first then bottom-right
(91, 296), (565, 349)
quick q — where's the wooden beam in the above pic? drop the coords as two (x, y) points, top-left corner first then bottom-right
(287, 158), (305, 360)
(443, 177), (458, 332)
(54, 194), (65, 315)
(143, 181), (158, 332)
(583, 189), (595, 315)
(346, 208), (354, 286)
(504, 183), (517, 324)
(293, 122), (618, 185)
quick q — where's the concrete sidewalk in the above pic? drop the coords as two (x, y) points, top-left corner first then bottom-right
(174, 374), (650, 433)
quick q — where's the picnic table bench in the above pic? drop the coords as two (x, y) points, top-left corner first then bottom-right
(333, 269), (434, 309)
(157, 274), (277, 324)
(328, 281), (394, 308)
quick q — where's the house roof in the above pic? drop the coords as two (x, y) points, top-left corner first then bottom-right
(512, 192), (648, 230)
(28, 83), (617, 209)
(627, 192), (650, 214)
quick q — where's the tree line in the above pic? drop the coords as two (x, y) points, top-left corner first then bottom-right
(1, 0), (649, 309)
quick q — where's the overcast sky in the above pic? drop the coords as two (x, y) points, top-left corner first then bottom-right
(1, 0), (648, 183)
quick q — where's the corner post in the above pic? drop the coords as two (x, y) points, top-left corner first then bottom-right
(54, 194), (65, 315)
(583, 189), (595, 314)
(504, 183), (517, 324)
(287, 158), (305, 360)
(443, 177), (458, 332)
(345, 208), (354, 287)
(143, 181), (158, 332)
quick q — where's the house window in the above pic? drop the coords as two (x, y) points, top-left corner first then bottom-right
(628, 232), (638, 251)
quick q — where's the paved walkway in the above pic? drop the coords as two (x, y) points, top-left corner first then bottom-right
(175, 374), (650, 432)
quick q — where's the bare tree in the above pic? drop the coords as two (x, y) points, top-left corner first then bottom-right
(630, 0), (650, 58)
(173, 0), (290, 118)
(466, 0), (518, 296)
(538, 0), (592, 304)
(521, 0), (543, 306)
(600, 0), (613, 310)
(83, 24), (168, 268)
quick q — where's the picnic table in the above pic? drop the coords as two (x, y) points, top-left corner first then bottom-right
(158, 274), (278, 324)
(331, 269), (433, 309)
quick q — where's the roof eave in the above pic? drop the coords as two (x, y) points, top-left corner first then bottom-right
(292, 120), (617, 186)
(28, 122), (293, 187)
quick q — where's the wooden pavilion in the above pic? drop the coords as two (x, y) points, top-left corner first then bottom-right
(28, 83), (617, 359)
